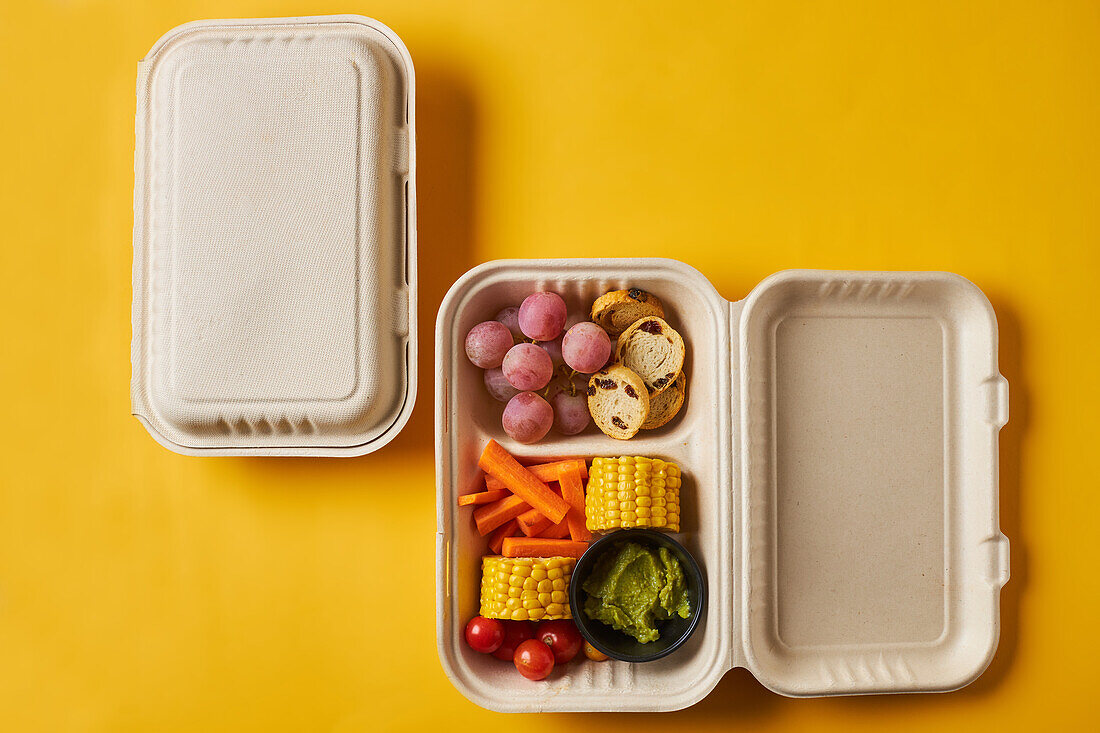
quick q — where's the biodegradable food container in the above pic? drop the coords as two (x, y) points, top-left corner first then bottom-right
(131, 16), (416, 456)
(436, 260), (1010, 711)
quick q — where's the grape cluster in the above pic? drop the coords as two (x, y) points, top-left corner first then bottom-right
(464, 292), (613, 443)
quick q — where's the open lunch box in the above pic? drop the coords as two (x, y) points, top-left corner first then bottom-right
(130, 16), (1010, 713)
(436, 261), (1010, 711)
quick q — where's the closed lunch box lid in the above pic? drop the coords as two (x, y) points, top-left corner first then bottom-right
(131, 16), (416, 456)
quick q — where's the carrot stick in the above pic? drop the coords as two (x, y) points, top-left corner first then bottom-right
(473, 494), (531, 535)
(523, 459), (589, 480)
(486, 459), (589, 491)
(514, 485), (566, 532)
(541, 518), (571, 539)
(457, 489), (509, 507)
(478, 441), (570, 523)
(501, 537), (589, 559)
(559, 466), (592, 542)
(517, 508), (553, 537)
(487, 519), (518, 554)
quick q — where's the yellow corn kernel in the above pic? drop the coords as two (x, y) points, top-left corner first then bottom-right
(479, 556), (577, 620)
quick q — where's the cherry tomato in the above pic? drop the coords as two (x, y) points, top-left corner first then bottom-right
(514, 638), (555, 680)
(537, 619), (583, 664)
(464, 616), (505, 654)
(491, 620), (535, 661)
(584, 641), (609, 662)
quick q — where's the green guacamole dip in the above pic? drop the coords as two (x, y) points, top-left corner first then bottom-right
(582, 541), (691, 643)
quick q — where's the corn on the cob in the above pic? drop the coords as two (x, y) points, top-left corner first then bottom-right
(585, 456), (681, 532)
(479, 556), (576, 621)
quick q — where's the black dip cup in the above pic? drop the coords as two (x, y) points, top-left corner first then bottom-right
(568, 528), (706, 663)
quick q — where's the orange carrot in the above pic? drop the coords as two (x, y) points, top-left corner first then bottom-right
(517, 508), (553, 537)
(478, 441), (570, 523)
(486, 459), (589, 491)
(523, 458), (589, 480)
(513, 485), (567, 533)
(473, 494), (531, 535)
(501, 537), (589, 558)
(488, 519), (518, 554)
(541, 517), (571, 539)
(559, 466), (592, 542)
(457, 488), (509, 507)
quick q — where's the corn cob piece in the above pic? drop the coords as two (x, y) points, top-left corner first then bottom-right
(585, 456), (681, 532)
(479, 556), (576, 621)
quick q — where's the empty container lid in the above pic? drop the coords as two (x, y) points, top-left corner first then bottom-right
(739, 271), (1010, 695)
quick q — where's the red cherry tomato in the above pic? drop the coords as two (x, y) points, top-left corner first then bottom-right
(491, 620), (535, 661)
(514, 638), (555, 680)
(464, 616), (505, 654)
(537, 620), (583, 664)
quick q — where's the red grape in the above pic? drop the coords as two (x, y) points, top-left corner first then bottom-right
(494, 306), (523, 341)
(518, 292), (567, 341)
(502, 343), (553, 391)
(540, 335), (565, 366)
(502, 392), (554, 444)
(465, 321), (514, 369)
(513, 638), (555, 680)
(483, 367), (520, 403)
(561, 322), (612, 373)
(551, 389), (590, 435)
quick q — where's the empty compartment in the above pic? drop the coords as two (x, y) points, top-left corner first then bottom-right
(739, 271), (1009, 696)
(436, 259), (735, 712)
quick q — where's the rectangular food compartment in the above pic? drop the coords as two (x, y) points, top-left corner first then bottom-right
(436, 260), (1008, 711)
(437, 260), (735, 712)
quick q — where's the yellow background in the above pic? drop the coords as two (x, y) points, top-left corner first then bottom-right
(1, 0), (1097, 730)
